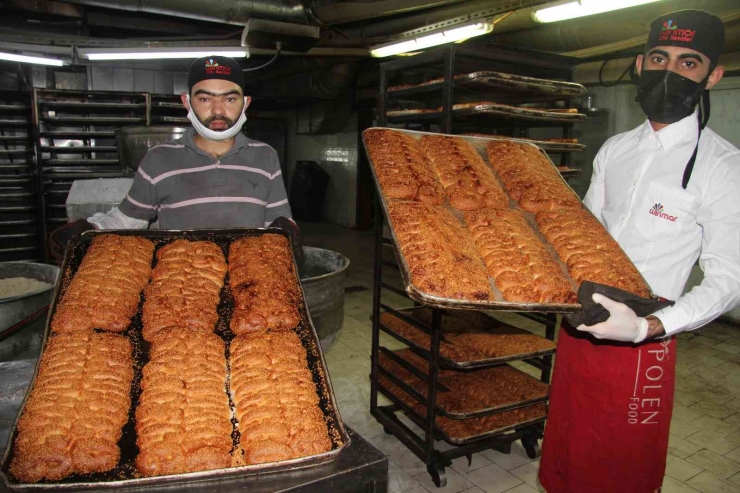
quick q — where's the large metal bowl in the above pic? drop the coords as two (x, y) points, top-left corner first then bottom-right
(115, 126), (188, 171)
(0, 262), (59, 362)
(300, 247), (350, 350)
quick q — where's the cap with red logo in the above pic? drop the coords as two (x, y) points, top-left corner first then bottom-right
(646, 10), (725, 65)
(187, 56), (244, 94)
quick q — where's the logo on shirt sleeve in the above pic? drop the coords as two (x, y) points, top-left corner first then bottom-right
(649, 203), (678, 222)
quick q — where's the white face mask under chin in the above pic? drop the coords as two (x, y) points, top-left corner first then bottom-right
(186, 95), (248, 142)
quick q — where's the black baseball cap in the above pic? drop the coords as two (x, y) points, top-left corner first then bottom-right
(645, 10), (725, 65)
(188, 56), (244, 94)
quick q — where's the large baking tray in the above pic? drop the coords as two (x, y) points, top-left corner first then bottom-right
(362, 128), (653, 312)
(377, 347), (549, 420)
(376, 377), (547, 446)
(386, 103), (586, 125)
(0, 228), (350, 491)
(387, 71), (586, 104)
(377, 307), (556, 370)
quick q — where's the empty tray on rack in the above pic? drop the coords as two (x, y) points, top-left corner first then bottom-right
(453, 102), (586, 123)
(387, 71), (587, 104)
(379, 308), (555, 369)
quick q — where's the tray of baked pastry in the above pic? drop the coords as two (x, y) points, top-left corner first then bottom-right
(361, 127), (653, 313)
(376, 307), (556, 370)
(0, 228), (349, 491)
(386, 71), (587, 104)
(386, 104), (587, 124)
(376, 349), (548, 445)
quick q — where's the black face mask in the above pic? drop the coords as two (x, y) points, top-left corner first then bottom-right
(636, 70), (707, 124)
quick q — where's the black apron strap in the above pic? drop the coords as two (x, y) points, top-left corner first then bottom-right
(682, 90), (711, 189)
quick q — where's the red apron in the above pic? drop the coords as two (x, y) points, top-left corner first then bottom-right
(539, 323), (676, 493)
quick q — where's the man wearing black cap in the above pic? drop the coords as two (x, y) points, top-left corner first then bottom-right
(539, 10), (740, 493)
(49, 56), (303, 264)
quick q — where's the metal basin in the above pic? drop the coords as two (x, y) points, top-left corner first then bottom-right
(300, 247), (350, 351)
(0, 262), (59, 362)
(115, 126), (188, 171)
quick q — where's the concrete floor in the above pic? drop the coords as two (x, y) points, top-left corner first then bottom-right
(301, 221), (740, 493)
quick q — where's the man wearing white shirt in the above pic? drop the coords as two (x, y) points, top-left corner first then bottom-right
(539, 9), (740, 493)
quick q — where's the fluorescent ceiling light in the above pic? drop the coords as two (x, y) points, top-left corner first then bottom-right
(0, 51), (64, 66)
(371, 21), (493, 58)
(533, 0), (664, 23)
(80, 47), (249, 61)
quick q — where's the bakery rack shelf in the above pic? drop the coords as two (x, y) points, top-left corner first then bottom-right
(150, 94), (188, 125)
(0, 91), (41, 262)
(33, 88), (149, 259)
(369, 200), (557, 488)
(377, 43), (586, 171)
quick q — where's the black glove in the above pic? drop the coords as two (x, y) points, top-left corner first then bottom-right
(49, 219), (96, 265)
(268, 217), (305, 272)
(564, 281), (674, 328)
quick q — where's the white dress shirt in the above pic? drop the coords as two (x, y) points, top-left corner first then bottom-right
(584, 110), (740, 336)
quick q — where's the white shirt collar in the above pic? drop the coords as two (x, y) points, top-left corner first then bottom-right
(638, 109), (700, 151)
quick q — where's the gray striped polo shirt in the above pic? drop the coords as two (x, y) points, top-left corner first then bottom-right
(118, 128), (292, 229)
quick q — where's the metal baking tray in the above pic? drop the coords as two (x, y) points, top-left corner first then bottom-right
(376, 377), (547, 446)
(386, 104), (586, 125)
(387, 71), (586, 104)
(1, 228), (350, 491)
(378, 347), (549, 420)
(362, 128), (653, 312)
(378, 307), (556, 370)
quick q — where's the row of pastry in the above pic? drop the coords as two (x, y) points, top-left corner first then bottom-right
(364, 129), (650, 302)
(11, 234), (330, 483)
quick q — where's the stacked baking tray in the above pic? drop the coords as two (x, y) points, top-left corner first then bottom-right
(0, 229), (349, 491)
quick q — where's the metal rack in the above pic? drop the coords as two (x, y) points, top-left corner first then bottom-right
(32, 89), (148, 258)
(0, 92), (40, 261)
(369, 199), (559, 487)
(150, 94), (189, 125)
(377, 43), (585, 174)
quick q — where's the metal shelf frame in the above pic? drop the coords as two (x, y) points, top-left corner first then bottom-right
(377, 43), (584, 169)
(369, 198), (558, 487)
(0, 91), (41, 261)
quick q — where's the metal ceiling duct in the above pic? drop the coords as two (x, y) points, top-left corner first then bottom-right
(58, 0), (310, 25)
(258, 62), (357, 100)
(57, 0), (464, 26)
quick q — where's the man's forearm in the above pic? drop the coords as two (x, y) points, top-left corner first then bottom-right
(645, 315), (666, 340)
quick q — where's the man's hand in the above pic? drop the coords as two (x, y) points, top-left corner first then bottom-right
(268, 217), (305, 271)
(576, 293), (650, 343)
(48, 219), (96, 265)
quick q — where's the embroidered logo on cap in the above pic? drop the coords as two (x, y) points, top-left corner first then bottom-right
(659, 20), (696, 43)
(649, 203), (678, 222)
(205, 58), (232, 75)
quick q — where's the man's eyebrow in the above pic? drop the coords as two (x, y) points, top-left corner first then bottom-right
(192, 89), (242, 97)
(677, 53), (704, 63)
(647, 49), (669, 58)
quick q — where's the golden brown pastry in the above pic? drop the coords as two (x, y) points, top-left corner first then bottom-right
(10, 332), (133, 482)
(378, 350), (547, 440)
(228, 235), (301, 335)
(363, 128), (446, 204)
(486, 141), (581, 213)
(135, 328), (232, 477)
(142, 240), (226, 342)
(419, 135), (509, 211)
(535, 208), (650, 297)
(387, 201), (494, 301)
(463, 208), (575, 303)
(230, 331), (331, 464)
(51, 235), (154, 333)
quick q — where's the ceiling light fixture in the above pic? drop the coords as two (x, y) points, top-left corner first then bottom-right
(79, 47), (249, 61)
(0, 51), (65, 66)
(533, 0), (665, 23)
(370, 21), (494, 58)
